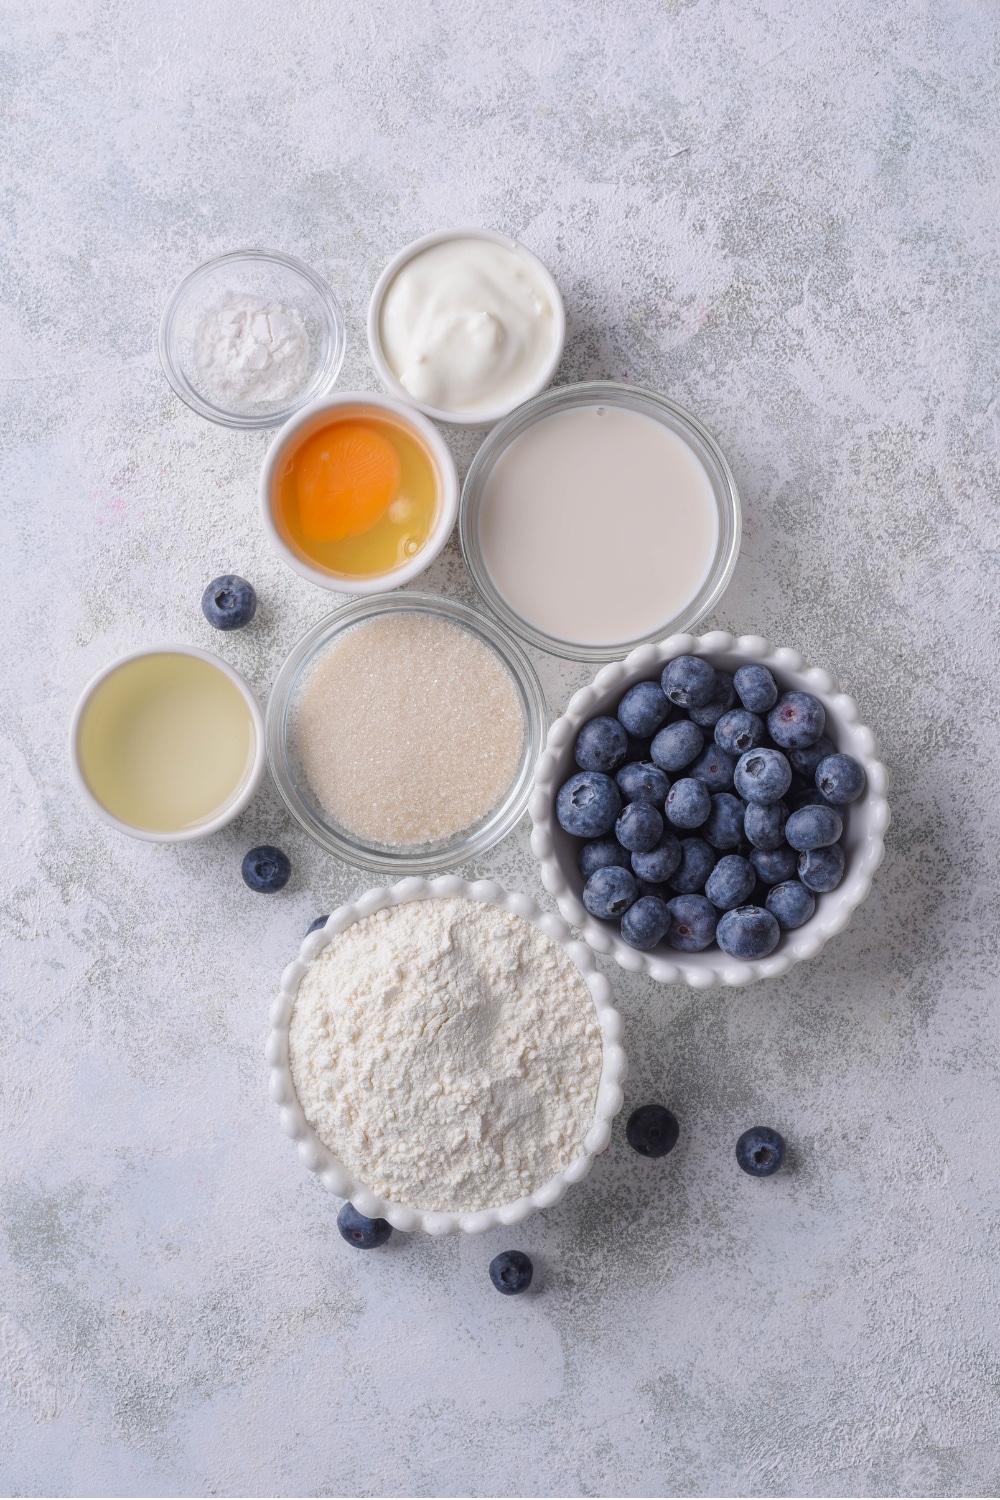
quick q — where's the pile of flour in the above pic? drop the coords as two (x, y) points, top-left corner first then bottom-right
(288, 899), (604, 1213)
(194, 293), (310, 405)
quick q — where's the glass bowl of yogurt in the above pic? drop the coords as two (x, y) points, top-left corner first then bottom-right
(367, 229), (566, 426)
(159, 249), (346, 429)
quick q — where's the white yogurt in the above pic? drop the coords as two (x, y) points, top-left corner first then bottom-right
(477, 403), (720, 648)
(378, 238), (558, 416)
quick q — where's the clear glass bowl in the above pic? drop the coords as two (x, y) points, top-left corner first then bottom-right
(459, 381), (742, 662)
(266, 592), (548, 873)
(158, 249), (346, 429)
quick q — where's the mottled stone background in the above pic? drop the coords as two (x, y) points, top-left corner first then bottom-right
(2, 0), (999, 1495)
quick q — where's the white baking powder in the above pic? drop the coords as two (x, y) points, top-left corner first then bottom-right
(194, 292), (310, 405)
(288, 899), (604, 1213)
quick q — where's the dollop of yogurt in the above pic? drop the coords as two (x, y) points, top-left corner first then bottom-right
(378, 237), (558, 416)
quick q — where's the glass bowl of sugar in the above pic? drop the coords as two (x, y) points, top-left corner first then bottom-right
(158, 249), (346, 429)
(266, 592), (548, 873)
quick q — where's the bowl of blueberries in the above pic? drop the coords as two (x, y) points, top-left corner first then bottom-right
(529, 632), (890, 987)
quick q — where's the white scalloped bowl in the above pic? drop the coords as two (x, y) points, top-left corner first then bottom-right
(265, 876), (627, 1234)
(529, 632), (890, 988)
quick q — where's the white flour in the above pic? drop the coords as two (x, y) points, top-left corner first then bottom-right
(194, 293), (310, 405)
(288, 899), (604, 1213)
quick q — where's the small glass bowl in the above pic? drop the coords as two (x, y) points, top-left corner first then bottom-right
(266, 592), (548, 873)
(158, 249), (346, 429)
(459, 381), (742, 662)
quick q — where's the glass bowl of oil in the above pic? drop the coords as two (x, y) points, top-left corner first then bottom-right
(259, 392), (460, 594)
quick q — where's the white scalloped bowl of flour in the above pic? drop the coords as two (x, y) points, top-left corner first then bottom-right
(265, 876), (627, 1235)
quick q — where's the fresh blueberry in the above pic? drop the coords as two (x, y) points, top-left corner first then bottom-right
(743, 800), (788, 851)
(714, 709), (765, 756)
(689, 672), (736, 728)
(767, 692), (826, 751)
(242, 846), (291, 893)
(705, 854), (756, 911)
(702, 792), (746, 850)
(734, 748), (792, 805)
(617, 681), (671, 738)
(669, 838), (717, 894)
(716, 906), (781, 959)
(631, 831), (683, 883)
(798, 843), (846, 892)
(620, 894), (670, 950)
(815, 753), (866, 804)
(575, 716), (628, 772)
(616, 801), (664, 852)
(650, 719), (704, 772)
(664, 777), (712, 830)
(489, 1250), (533, 1295)
(789, 733), (837, 780)
(583, 865), (639, 920)
(201, 574), (257, 631)
(785, 804), (843, 850)
(765, 881), (816, 929)
(615, 761), (670, 808)
(736, 1127), (786, 1177)
(688, 744), (737, 793)
(661, 655), (717, 708)
(337, 1202), (393, 1249)
(665, 893), (718, 951)
(579, 837), (631, 880)
(626, 1104), (679, 1157)
(788, 785), (835, 812)
(749, 843), (799, 885)
(306, 915), (329, 934)
(733, 664), (778, 714)
(556, 772), (622, 838)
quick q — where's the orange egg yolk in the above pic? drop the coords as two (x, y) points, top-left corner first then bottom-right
(295, 423), (402, 542)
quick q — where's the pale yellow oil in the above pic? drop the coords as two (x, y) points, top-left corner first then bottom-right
(77, 653), (256, 833)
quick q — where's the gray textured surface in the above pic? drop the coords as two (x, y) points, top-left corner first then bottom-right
(2, 1), (999, 1495)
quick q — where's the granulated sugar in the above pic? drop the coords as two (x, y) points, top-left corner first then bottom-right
(296, 612), (525, 845)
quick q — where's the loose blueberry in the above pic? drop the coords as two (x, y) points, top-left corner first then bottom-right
(689, 672), (736, 728)
(489, 1250), (533, 1295)
(789, 733), (837, 780)
(734, 748), (792, 805)
(626, 1104), (680, 1158)
(798, 843), (846, 892)
(556, 772), (622, 838)
(743, 800), (788, 851)
(575, 716), (628, 772)
(578, 837), (631, 881)
(785, 803), (843, 850)
(616, 801), (664, 853)
(702, 792), (746, 850)
(617, 680), (671, 738)
(631, 831), (683, 883)
(669, 837), (717, 894)
(733, 664), (778, 714)
(765, 880), (816, 930)
(705, 854), (756, 911)
(716, 906), (781, 959)
(714, 709), (765, 756)
(736, 1126), (786, 1177)
(688, 744), (737, 793)
(767, 692), (826, 751)
(665, 893), (719, 951)
(583, 865), (639, 920)
(242, 845), (291, 893)
(815, 753), (866, 804)
(306, 915), (329, 935)
(620, 894), (670, 950)
(650, 719), (704, 772)
(201, 574), (257, 631)
(661, 655), (717, 708)
(337, 1202), (393, 1249)
(749, 843), (799, 885)
(664, 776), (712, 830)
(615, 761), (670, 808)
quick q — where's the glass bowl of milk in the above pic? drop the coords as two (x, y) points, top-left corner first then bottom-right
(459, 382), (741, 662)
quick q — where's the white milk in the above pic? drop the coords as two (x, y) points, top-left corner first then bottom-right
(477, 403), (719, 647)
